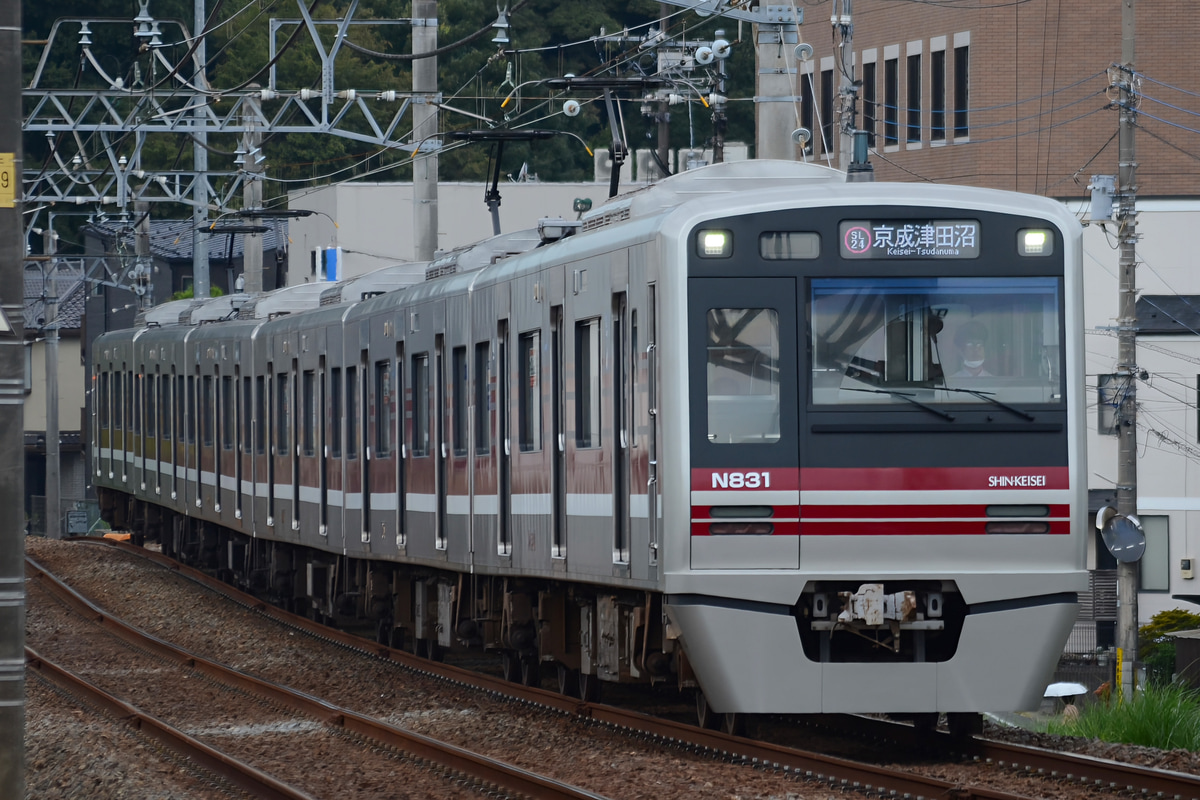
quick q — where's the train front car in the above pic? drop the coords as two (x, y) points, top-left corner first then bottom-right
(662, 176), (1086, 726)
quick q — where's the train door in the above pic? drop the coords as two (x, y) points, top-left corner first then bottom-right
(318, 358), (328, 536)
(551, 306), (566, 559)
(395, 342), (405, 547)
(174, 373), (184, 502)
(290, 358), (300, 531)
(435, 335), (447, 551)
(240, 374), (251, 522)
(646, 285), (659, 573)
(612, 293), (630, 564)
(359, 348), (370, 543)
(497, 320), (511, 556)
(688, 277), (800, 570)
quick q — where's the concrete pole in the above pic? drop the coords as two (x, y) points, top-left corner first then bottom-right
(243, 93), (264, 293)
(834, 0), (855, 171)
(0, 0), (25, 794)
(192, 0), (210, 299)
(412, 0), (439, 262)
(43, 231), (60, 540)
(755, 22), (800, 160)
(1115, 0), (1139, 704)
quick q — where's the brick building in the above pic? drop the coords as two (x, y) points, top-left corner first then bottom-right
(795, 1), (1198, 197)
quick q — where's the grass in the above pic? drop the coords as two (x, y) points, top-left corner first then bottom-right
(1045, 682), (1200, 751)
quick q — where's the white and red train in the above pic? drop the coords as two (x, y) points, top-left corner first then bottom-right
(91, 160), (1087, 731)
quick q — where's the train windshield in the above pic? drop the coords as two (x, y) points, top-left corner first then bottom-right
(810, 277), (1063, 406)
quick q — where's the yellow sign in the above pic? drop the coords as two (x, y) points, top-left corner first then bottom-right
(0, 153), (14, 208)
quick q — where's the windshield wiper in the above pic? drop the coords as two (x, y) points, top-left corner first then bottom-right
(937, 386), (1036, 421)
(843, 387), (956, 421)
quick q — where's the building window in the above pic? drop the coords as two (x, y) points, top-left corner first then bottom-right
(800, 67), (815, 155)
(884, 57), (899, 145)
(954, 45), (969, 137)
(931, 49), (946, 141)
(1139, 515), (1169, 592)
(906, 53), (921, 144)
(862, 61), (877, 147)
(1098, 374), (1121, 436)
(820, 67), (834, 155)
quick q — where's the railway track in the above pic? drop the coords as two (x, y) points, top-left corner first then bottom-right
(27, 536), (1200, 800)
(26, 557), (608, 800)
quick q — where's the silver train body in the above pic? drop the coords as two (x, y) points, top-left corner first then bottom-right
(91, 160), (1087, 719)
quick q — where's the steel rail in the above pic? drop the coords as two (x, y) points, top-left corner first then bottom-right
(68, 538), (1051, 800)
(27, 556), (608, 800)
(26, 646), (316, 800)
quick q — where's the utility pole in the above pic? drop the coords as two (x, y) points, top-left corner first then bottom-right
(192, 0), (210, 299)
(242, 92), (265, 293)
(832, 0), (856, 170)
(44, 230), (60, 539)
(0, 0), (25, 794)
(711, 30), (728, 163)
(412, 0), (439, 262)
(1115, 0), (1140, 704)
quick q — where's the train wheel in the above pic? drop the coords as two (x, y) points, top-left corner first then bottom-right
(695, 690), (721, 730)
(501, 650), (520, 683)
(577, 671), (600, 703)
(555, 663), (580, 697)
(519, 657), (541, 688)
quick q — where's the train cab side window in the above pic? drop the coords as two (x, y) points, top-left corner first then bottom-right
(162, 376), (172, 441)
(706, 309), (781, 445)
(452, 347), (467, 457)
(99, 372), (110, 430)
(575, 321), (600, 448)
(114, 373), (123, 431)
(519, 331), (542, 452)
(254, 376), (266, 455)
(133, 374), (142, 436)
(375, 360), (392, 457)
(241, 376), (252, 452)
(474, 342), (491, 455)
(412, 355), (429, 457)
(146, 375), (156, 438)
(186, 376), (195, 444)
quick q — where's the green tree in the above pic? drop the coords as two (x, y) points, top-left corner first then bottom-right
(1139, 609), (1200, 685)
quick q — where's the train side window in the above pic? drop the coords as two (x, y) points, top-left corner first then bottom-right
(99, 372), (110, 430)
(202, 375), (214, 447)
(186, 375), (195, 444)
(706, 308), (781, 445)
(474, 341), (491, 455)
(519, 331), (541, 452)
(452, 347), (467, 456)
(241, 376), (252, 452)
(161, 375), (172, 441)
(221, 376), (234, 450)
(133, 373), (142, 435)
(375, 360), (392, 457)
(346, 366), (358, 459)
(412, 354), (429, 456)
(146, 374), (157, 438)
(329, 368), (342, 458)
(176, 376), (185, 445)
(303, 370), (316, 457)
(575, 320), (600, 448)
(113, 372), (123, 430)
(275, 372), (290, 454)
(254, 376), (266, 455)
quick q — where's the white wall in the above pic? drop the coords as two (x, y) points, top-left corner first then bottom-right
(1079, 199), (1200, 619)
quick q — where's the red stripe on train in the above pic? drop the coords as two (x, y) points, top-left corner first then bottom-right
(691, 467), (1069, 492)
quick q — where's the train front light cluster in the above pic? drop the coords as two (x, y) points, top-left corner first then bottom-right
(697, 229), (732, 258)
(1019, 228), (1054, 256)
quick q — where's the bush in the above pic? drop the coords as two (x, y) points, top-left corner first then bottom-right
(1047, 682), (1200, 750)
(1140, 609), (1200, 686)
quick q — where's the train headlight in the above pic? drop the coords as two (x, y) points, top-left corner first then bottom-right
(1019, 228), (1053, 256)
(697, 229), (732, 258)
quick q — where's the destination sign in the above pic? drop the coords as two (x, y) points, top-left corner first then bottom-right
(839, 219), (981, 260)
